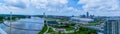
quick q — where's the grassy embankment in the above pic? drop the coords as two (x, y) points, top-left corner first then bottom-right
(38, 20), (48, 34)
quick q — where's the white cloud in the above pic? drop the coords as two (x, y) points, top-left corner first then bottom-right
(2, 0), (120, 16)
(0, 0), (71, 15)
(78, 0), (120, 11)
(2, 0), (69, 9)
(0, 5), (32, 15)
(49, 0), (68, 5)
(77, 0), (120, 16)
(30, 0), (68, 9)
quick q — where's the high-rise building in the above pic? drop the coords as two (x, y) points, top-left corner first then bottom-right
(104, 18), (120, 34)
(86, 12), (89, 18)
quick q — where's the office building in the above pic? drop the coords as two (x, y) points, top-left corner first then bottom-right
(104, 18), (120, 34)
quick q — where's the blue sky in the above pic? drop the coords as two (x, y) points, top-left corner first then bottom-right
(0, 0), (120, 16)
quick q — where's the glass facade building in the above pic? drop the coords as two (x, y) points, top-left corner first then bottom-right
(104, 18), (120, 34)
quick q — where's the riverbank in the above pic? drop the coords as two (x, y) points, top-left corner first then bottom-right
(38, 24), (48, 34)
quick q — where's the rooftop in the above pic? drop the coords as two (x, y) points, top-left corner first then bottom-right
(71, 17), (94, 22)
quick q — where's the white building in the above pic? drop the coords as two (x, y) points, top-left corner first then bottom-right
(71, 17), (94, 24)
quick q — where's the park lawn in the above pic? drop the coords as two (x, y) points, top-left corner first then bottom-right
(38, 24), (48, 34)
(47, 27), (55, 33)
(46, 18), (54, 20)
(87, 21), (101, 26)
(67, 27), (97, 34)
(65, 27), (74, 31)
(0, 21), (3, 23)
(41, 26), (97, 34)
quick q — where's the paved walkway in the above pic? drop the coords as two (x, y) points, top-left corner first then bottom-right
(44, 23), (49, 34)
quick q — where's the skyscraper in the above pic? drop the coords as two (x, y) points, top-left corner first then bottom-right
(104, 18), (120, 34)
(86, 12), (89, 18)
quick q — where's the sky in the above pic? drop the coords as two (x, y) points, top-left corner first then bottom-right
(0, 0), (120, 16)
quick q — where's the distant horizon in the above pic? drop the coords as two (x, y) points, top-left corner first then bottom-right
(1, 13), (120, 17)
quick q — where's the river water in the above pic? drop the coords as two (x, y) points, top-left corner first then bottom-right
(0, 17), (44, 34)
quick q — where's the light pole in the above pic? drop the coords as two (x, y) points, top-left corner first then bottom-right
(10, 12), (12, 34)
(43, 12), (46, 23)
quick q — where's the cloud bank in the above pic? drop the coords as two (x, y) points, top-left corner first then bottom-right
(0, 0), (120, 16)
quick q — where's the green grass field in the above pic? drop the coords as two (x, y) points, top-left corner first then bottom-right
(38, 24), (48, 34)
